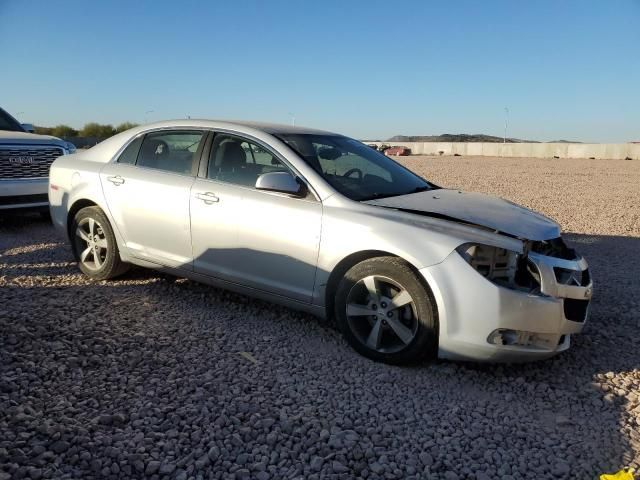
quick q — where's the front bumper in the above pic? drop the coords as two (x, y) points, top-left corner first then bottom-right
(0, 178), (49, 211)
(420, 249), (592, 362)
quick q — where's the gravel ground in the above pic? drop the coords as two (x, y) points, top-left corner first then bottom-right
(1, 156), (639, 480)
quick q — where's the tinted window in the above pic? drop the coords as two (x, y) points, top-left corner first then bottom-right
(117, 136), (143, 164)
(207, 134), (289, 187)
(277, 134), (434, 201)
(0, 108), (24, 132)
(137, 131), (204, 175)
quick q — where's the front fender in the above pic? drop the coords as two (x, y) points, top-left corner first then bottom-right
(313, 198), (524, 307)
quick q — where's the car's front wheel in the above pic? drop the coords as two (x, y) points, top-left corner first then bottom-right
(71, 206), (128, 280)
(335, 257), (438, 364)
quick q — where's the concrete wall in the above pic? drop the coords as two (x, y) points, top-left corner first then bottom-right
(363, 142), (640, 160)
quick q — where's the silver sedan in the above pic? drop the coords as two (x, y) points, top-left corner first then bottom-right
(49, 120), (593, 363)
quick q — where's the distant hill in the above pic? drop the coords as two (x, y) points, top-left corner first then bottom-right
(386, 134), (582, 143)
(387, 134), (535, 143)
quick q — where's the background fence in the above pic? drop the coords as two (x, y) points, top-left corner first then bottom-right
(364, 142), (640, 160)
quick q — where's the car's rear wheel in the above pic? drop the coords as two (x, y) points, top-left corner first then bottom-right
(335, 256), (438, 364)
(71, 206), (128, 280)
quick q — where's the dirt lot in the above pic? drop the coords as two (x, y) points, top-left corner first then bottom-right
(1, 156), (639, 480)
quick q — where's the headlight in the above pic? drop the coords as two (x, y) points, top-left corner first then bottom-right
(456, 243), (541, 292)
(64, 141), (77, 154)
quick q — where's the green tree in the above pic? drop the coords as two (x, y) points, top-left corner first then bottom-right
(99, 124), (116, 137)
(50, 125), (78, 138)
(81, 123), (115, 138)
(80, 122), (101, 137)
(115, 122), (139, 134)
(34, 126), (53, 135)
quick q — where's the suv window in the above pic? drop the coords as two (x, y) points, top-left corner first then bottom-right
(207, 134), (289, 187)
(117, 136), (143, 164)
(137, 131), (204, 175)
(0, 108), (24, 132)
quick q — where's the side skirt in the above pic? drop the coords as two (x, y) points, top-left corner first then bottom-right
(126, 256), (327, 319)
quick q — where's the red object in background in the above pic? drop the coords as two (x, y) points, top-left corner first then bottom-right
(384, 146), (411, 156)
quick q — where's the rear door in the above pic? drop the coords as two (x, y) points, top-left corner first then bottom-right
(100, 130), (205, 268)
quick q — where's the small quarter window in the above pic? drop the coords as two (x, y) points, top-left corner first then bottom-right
(117, 136), (143, 164)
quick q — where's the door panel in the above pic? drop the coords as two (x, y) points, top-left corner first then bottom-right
(100, 162), (194, 268)
(191, 132), (323, 303)
(236, 189), (322, 301)
(191, 181), (322, 302)
(190, 178), (243, 277)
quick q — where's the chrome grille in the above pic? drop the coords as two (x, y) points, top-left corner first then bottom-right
(0, 146), (64, 179)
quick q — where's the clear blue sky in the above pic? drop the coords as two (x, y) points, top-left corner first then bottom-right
(1, 0), (638, 142)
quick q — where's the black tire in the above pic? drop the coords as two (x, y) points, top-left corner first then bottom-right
(335, 256), (438, 365)
(70, 206), (129, 280)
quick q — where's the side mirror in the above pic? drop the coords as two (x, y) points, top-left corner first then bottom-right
(21, 123), (35, 133)
(255, 171), (306, 197)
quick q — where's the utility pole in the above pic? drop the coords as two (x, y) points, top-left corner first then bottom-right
(288, 112), (296, 127)
(504, 107), (509, 143)
(144, 110), (154, 124)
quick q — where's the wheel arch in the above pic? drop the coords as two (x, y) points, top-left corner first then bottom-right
(66, 198), (99, 238)
(324, 250), (438, 323)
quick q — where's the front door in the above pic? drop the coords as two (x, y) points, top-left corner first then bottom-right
(191, 133), (322, 302)
(100, 130), (205, 268)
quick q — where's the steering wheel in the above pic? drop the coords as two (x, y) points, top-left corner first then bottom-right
(343, 168), (363, 180)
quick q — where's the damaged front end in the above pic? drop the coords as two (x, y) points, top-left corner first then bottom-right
(455, 236), (593, 350)
(369, 190), (593, 360)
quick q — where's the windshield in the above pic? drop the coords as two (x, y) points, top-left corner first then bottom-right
(0, 108), (25, 132)
(276, 133), (435, 201)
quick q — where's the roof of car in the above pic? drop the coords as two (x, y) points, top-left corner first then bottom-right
(224, 120), (339, 136)
(72, 119), (345, 167)
(142, 119), (340, 136)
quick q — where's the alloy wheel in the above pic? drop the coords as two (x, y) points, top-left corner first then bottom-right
(75, 217), (108, 271)
(345, 275), (418, 353)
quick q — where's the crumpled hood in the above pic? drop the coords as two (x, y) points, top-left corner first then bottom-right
(0, 130), (66, 146)
(364, 189), (560, 241)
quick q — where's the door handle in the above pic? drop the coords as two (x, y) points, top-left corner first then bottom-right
(107, 175), (125, 186)
(196, 192), (219, 204)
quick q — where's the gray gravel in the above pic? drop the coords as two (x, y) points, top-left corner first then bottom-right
(1, 156), (639, 479)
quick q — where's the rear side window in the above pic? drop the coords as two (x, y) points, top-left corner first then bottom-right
(117, 136), (143, 164)
(137, 131), (204, 175)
